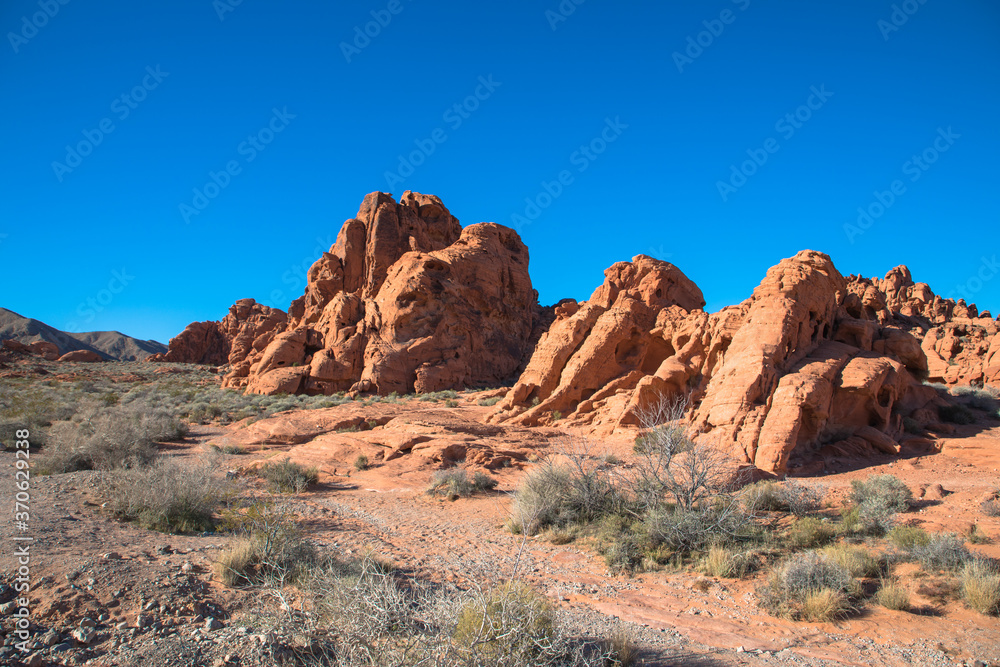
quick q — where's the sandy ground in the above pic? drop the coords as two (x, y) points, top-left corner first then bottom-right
(1, 392), (999, 666)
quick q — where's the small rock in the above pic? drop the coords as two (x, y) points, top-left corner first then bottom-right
(0, 601), (16, 614)
(205, 617), (223, 631)
(181, 561), (194, 573)
(736, 646), (745, 653)
(72, 627), (96, 644)
(135, 614), (153, 629)
(52, 641), (74, 653)
(41, 629), (61, 646)
(101, 552), (122, 560)
(25, 653), (44, 667)
(79, 617), (96, 629)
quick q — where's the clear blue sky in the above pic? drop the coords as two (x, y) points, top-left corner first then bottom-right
(2, 0), (998, 343)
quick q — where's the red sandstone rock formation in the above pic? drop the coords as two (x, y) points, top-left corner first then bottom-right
(150, 299), (287, 366)
(227, 191), (545, 396)
(57, 350), (103, 363)
(489, 250), (997, 475)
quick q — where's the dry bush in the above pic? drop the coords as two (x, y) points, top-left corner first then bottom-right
(102, 457), (226, 533)
(961, 559), (1000, 616)
(982, 499), (1000, 518)
(426, 467), (498, 499)
(848, 474), (912, 535)
(353, 454), (370, 471)
(742, 480), (822, 516)
(875, 578), (911, 611)
(215, 500), (316, 587)
(913, 532), (971, 572)
(267, 555), (615, 666)
(258, 458), (319, 493)
(41, 402), (186, 473)
(758, 551), (857, 621)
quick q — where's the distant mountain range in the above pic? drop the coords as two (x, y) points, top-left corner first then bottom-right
(0, 308), (166, 361)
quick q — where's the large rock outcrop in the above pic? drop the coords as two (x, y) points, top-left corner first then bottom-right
(226, 191), (545, 396)
(490, 250), (998, 475)
(150, 299), (287, 366)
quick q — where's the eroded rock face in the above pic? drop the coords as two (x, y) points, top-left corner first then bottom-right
(232, 192), (544, 396)
(490, 250), (997, 475)
(150, 299), (287, 366)
(57, 350), (103, 363)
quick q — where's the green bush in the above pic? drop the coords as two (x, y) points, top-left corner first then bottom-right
(888, 525), (930, 550)
(939, 403), (976, 425)
(258, 458), (319, 493)
(787, 517), (836, 549)
(477, 396), (502, 407)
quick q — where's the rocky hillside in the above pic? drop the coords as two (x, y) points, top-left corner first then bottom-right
(0, 308), (166, 361)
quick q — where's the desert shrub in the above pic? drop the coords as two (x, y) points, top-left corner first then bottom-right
(258, 458), (319, 493)
(902, 416), (923, 435)
(215, 500), (316, 587)
(509, 457), (622, 535)
(888, 525), (931, 550)
(821, 544), (880, 578)
(848, 474), (912, 535)
(961, 559), (1000, 616)
(875, 578), (910, 611)
(758, 551), (856, 621)
(426, 468), (498, 499)
(982, 499), (1000, 518)
(478, 396), (502, 407)
(209, 443), (246, 455)
(603, 532), (644, 575)
(938, 403), (976, 425)
(787, 517), (836, 550)
(913, 533), (971, 571)
(742, 481), (822, 517)
(445, 399), (459, 408)
(602, 627), (640, 667)
(643, 503), (748, 555)
(40, 403), (186, 473)
(951, 385), (1000, 412)
(968, 524), (990, 545)
(418, 390), (457, 402)
(353, 454), (370, 471)
(453, 582), (555, 662)
(102, 458), (225, 533)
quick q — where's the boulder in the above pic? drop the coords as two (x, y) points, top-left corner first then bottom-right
(57, 350), (103, 363)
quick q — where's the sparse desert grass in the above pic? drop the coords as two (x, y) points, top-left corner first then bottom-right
(950, 385), (1000, 412)
(353, 454), (370, 471)
(699, 546), (757, 579)
(102, 457), (226, 533)
(478, 396), (502, 407)
(968, 523), (990, 544)
(426, 467), (498, 499)
(960, 559), (1000, 616)
(912, 532), (971, 572)
(453, 581), (555, 661)
(875, 578), (911, 611)
(258, 458), (319, 493)
(418, 390), (457, 402)
(209, 443), (247, 455)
